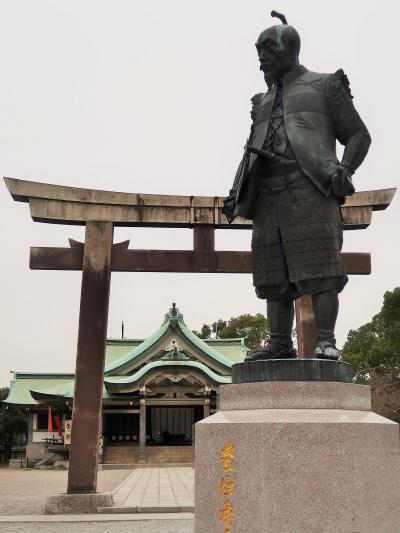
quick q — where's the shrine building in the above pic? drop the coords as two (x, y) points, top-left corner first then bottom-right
(3, 304), (246, 465)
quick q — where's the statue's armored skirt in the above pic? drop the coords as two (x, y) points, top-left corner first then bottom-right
(251, 171), (348, 300)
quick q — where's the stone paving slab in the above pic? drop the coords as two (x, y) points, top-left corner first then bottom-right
(99, 467), (194, 514)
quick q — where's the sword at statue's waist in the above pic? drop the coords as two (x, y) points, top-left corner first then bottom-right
(246, 145), (296, 166)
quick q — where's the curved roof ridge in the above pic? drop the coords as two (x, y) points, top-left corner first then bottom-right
(105, 360), (231, 388)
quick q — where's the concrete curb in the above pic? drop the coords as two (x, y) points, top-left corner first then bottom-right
(0, 513), (194, 522)
(98, 505), (195, 514)
(102, 463), (194, 470)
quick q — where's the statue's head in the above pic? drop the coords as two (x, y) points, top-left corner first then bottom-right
(256, 11), (301, 88)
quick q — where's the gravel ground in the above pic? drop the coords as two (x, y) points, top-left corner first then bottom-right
(0, 468), (133, 515)
(0, 521), (194, 533)
(0, 468), (195, 532)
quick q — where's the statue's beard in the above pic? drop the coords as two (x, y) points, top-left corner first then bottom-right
(263, 69), (278, 89)
(260, 55), (295, 88)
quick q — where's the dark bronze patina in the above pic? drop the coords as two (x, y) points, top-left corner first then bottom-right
(232, 359), (353, 384)
(223, 11), (371, 361)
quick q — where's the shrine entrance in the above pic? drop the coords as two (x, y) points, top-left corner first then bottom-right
(103, 413), (140, 446)
(102, 406), (201, 464)
(150, 407), (197, 445)
(104, 407), (198, 446)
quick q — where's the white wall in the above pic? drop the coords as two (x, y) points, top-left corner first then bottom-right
(32, 431), (60, 443)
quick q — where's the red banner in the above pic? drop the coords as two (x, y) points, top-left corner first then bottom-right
(54, 415), (62, 437)
(47, 405), (53, 432)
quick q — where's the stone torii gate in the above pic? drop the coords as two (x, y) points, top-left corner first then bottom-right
(4, 177), (395, 497)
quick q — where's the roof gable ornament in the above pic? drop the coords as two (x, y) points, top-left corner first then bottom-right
(162, 302), (186, 329)
(161, 338), (190, 361)
(165, 373), (186, 383)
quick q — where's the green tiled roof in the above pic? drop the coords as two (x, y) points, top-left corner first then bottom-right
(3, 373), (75, 405)
(4, 305), (241, 406)
(104, 305), (234, 374)
(105, 338), (246, 364)
(203, 339), (247, 363)
(104, 337), (245, 365)
(105, 340), (143, 365)
(30, 380), (111, 400)
(104, 322), (170, 374)
(3, 372), (113, 405)
(105, 360), (231, 391)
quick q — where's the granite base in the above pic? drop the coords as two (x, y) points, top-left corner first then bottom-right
(195, 382), (400, 533)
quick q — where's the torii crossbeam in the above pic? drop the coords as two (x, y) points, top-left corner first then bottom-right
(4, 176), (396, 494)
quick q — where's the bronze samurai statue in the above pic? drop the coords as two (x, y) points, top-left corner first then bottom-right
(223, 11), (371, 361)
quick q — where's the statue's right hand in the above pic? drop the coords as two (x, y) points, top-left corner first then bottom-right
(222, 192), (236, 224)
(331, 164), (355, 198)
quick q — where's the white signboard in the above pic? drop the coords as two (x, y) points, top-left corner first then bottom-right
(64, 419), (72, 445)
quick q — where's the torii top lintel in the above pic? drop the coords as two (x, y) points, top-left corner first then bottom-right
(4, 177), (396, 230)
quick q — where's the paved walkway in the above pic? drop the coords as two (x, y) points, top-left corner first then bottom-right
(99, 467), (194, 513)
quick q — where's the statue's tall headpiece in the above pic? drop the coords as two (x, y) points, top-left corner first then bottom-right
(270, 10), (288, 25)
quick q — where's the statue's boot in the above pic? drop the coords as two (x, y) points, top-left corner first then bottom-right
(245, 298), (296, 361)
(312, 292), (340, 360)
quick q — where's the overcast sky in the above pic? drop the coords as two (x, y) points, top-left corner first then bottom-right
(0, 0), (399, 385)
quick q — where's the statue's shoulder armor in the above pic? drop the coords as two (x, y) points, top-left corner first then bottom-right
(251, 92), (264, 106)
(326, 69), (353, 99)
(295, 69), (353, 104)
(300, 68), (352, 94)
(250, 92), (265, 121)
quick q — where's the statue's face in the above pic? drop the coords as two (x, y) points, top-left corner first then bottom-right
(256, 26), (295, 87)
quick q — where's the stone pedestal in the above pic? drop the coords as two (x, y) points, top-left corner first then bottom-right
(45, 492), (113, 514)
(195, 381), (400, 533)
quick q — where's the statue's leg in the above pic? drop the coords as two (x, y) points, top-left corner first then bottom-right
(312, 292), (340, 360)
(245, 297), (296, 361)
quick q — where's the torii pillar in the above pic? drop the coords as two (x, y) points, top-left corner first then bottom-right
(67, 221), (113, 493)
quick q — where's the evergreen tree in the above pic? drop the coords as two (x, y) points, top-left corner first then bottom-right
(341, 288), (400, 422)
(193, 313), (269, 352)
(0, 387), (28, 462)
(342, 288), (400, 381)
